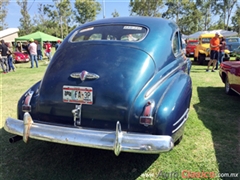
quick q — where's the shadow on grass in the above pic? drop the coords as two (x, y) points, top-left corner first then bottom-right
(0, 128), (158, 180)
(193, 86), (240, 175)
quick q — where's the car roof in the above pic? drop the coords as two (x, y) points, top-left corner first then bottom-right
(187, 40), (198, 42)
(226, 37), (239, 39)
(77, 16), (178, 32)
(199, 33), (223, 38)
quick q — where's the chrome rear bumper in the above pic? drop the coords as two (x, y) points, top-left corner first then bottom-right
(4, 112), (174, 156)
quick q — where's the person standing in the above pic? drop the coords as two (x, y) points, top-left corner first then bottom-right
(22, 41), (30, 55)
(16, 42), (22, 52)
(206, 32), (220, 72)
(36, 41), (43, 60)
(0, 40), (9, 74)
(215, 37), (226, 70)
(28, 38), (38, 68)
(6, 42), (15, 72)
(45, 41), (52, 61)
(55, 40), (61, 51)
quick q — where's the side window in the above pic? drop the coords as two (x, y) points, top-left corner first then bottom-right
(89, 34), (102, 40)
(172, 31), (180, 55)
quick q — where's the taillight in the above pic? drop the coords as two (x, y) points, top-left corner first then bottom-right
(22, 91), (34, 112)
(140, 101), (155, 126)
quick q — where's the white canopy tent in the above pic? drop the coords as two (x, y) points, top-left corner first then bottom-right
(186, 29), (238, 39)
(0, 28), (19, 42)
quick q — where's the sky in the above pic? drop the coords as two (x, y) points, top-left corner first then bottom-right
(6, 0), (132, 28)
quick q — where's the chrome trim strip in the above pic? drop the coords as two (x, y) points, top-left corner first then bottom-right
(231, 88), (240, 95)
(145, 60), (187, 98)
(145, 66), (179, 98)
(173, 108), (189, 126)
(172, 109), (189, 134)
(4, 115), (174, 156)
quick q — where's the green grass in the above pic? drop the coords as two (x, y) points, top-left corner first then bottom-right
(1, 60), (240, 180)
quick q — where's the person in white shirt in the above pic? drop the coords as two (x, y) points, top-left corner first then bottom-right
(28, 38), (38, 68)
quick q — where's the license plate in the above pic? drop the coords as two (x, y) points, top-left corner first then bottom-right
(63, 86), (93, 105)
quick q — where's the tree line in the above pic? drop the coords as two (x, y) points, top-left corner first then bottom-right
(0, 0), (240, 38)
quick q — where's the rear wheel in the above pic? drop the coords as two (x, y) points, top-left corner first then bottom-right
(225, 77), (234, 95)
(198, 53), (205, 65)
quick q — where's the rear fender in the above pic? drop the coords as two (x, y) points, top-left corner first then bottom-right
(199, 50), (207, 56)
(154, 72), (192, 142)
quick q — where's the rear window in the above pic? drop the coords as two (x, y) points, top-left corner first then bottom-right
(71, 25), (148, 42)
(226, 38), (239, 42)
(188, 42), (198, 45)
(201, 38), (211, 44)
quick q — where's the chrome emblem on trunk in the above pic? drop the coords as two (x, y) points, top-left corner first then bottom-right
(70, 70), (99, 81)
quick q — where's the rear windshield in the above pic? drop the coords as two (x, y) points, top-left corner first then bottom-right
(188, 41), (198, 45)
(71, 25), (148, 42)
(201, 38), (211, 44)
(226, 38), (239, 43)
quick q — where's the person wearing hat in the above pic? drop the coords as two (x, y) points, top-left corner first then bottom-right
(206, 32), (221, 72)
(55, 40), (61, 51)
(28, 38), (38, 68)
(45, 40), (52, 61)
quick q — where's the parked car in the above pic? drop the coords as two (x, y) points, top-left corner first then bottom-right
(186, 39), (198, 57)
(232, 46), (240, 60)
(4, 17), (192, 156)
(12, 51), (30, 63)
(194, 33), (230, 65)
(219, 61), (240, 95)
(226, 37), (240, 56)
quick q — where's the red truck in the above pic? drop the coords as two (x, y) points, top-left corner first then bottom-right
(186, 40), (198, 57)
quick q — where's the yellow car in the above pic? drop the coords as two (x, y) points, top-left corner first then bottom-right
(194, 33), (230, 65)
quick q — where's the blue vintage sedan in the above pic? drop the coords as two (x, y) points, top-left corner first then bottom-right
(4, 17), (192, 156)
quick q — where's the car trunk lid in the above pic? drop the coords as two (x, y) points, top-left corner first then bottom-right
(37, 43), (155, 130)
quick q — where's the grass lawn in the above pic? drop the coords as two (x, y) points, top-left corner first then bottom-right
(0, 59), (239, 180)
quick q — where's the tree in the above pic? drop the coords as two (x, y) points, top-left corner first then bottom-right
(17, 0), (32, 35)
(54, 0), (73, 38)
(32, 4), (50, 32)
(231, 3), (240, 34)
(195, 0), (212, 30)
(43, 0), (73, 39)
(112, 9), (119, 17)
(0, 0), (9, 30)
(163, 0), (188, 24)
(163, 0), (203, 34)
(129, 0), (164, 17)
(74, 0), (101, 24)
(211, 0), (237, 30)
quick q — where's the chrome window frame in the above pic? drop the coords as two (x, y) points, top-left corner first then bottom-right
(69, 24), (149, 43)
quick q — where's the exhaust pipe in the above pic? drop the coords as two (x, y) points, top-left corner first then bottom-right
(9, 135), (22, 143)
